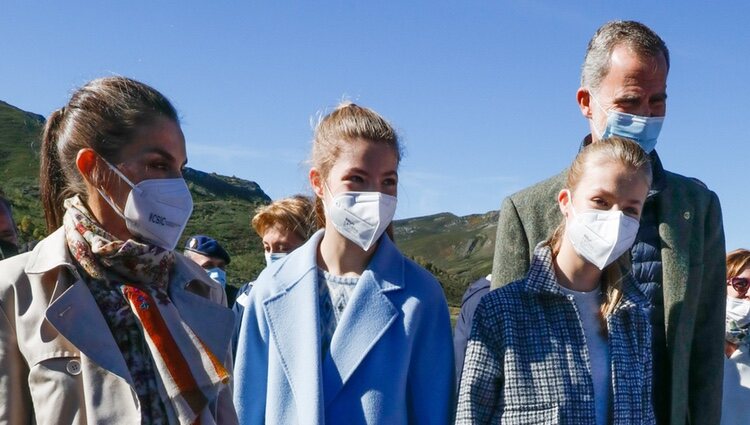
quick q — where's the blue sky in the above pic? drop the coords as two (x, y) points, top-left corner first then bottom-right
(1, 2), (747, 251)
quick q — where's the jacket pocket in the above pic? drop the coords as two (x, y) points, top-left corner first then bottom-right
(499, 404), (559, 424)
(28, 355), (85, 424)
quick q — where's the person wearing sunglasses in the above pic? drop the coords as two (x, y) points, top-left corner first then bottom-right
(722, 248), (750, 425)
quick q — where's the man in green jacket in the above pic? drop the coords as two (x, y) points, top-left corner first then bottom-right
(490, 21), (725, 425)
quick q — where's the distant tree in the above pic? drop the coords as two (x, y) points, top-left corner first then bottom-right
(19, 215), (33, 235)
(33, 227), (45, 240)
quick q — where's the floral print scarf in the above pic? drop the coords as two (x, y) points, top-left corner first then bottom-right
(63, 196), (228, 425)
(726, 319), (750, 348)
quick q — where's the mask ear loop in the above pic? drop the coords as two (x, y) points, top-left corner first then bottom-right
(588, 90), (607, 113)
(320, 180), (333, 219)
(564, 189), (578, 218)
(98, 156), (138, 191)
(323, 180), (338, 200)
(95, 155), (137, 221)
(588, 89), (610, 139)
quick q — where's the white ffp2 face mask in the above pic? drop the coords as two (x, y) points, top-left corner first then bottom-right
(324, 186), (397, 251)
(565, 191), (640, 270)
(727, 298), (750, 328)
(96, 157), (194, 251)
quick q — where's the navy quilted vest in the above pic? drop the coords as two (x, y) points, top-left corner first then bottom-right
(630, 152), (669, 424)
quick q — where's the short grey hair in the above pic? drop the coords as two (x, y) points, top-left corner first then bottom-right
(581, 20), (670, 90)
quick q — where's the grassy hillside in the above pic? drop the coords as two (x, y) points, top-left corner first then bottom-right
(394, 211), (497, 306)
(0, 101), (47, 240)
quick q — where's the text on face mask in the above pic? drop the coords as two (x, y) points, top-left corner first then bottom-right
(150, 212), (167, 226)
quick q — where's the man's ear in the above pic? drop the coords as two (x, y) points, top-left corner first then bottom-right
(309, 168), (325, 199)
(76, 148), (99, 186)
(576, 87), (593, 119)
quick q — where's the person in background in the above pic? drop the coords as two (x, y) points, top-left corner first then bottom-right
(453, 274), (490, 382)
(458, 137), (654, 424)
(231, 195), (315, 354)
(184, 234), (232, 288)
(255, 194), (316, 267)
(233, 102), (454, 424)
(0, 193), (19, 260)
(489, 21), (725, 425)
(0, 76), (237, 424)
(721, 248), (750, 425)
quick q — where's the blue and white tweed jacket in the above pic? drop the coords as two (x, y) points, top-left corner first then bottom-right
(456, 244), (654, 425)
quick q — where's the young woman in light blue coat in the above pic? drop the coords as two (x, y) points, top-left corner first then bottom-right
(233, 102), (455, 424)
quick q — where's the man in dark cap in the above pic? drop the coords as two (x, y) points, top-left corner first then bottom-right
(183, 235), (231, 289)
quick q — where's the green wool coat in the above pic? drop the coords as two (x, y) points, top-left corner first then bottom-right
(491, 169), (726, 425)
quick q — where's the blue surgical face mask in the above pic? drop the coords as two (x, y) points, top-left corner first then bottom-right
(264, 252), (287, 267)
(206, 267), (227, 288)
(590, 92), (664, 154)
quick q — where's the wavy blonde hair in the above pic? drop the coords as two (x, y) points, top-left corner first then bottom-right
(252, 195), (316, 240)
(727, 249), (750, 280)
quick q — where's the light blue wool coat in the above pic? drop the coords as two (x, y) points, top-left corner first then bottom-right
(233, 230), (455, 424)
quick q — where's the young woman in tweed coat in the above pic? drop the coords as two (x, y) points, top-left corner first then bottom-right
(456, 137), (655, 425)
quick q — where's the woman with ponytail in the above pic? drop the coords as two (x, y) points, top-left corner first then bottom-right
(0, 77), (238, 424)
(233, 102), (454, 424)
(456, 137), (655, 424)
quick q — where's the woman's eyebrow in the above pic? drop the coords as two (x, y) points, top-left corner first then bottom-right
(143, 147), (187, 167)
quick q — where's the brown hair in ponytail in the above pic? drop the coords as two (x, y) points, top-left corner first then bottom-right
(39, 77), (179, 233)
(548, 136), (652, 317)
(40, 108), (69, 233)
(310, 102), (402, 231)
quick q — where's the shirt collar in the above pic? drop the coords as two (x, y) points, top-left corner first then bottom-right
(525, 243), (566, 298)
(526, 241), (649, 312)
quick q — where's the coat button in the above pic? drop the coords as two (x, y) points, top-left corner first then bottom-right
(66, 359), (82, 375)
(683, 211), (691, 220)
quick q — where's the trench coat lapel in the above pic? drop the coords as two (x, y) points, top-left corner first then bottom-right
(33, 229), (236, 387)
(170, 256), (236, 359)
(27, 229), (132, 385)
(45, 278), (134, 385)
(657, 173), (693, 339)
(262, 233), (324, 419)
(322, 235), (403, 407)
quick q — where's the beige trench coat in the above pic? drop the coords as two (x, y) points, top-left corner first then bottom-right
(0, 227), (239, 424)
